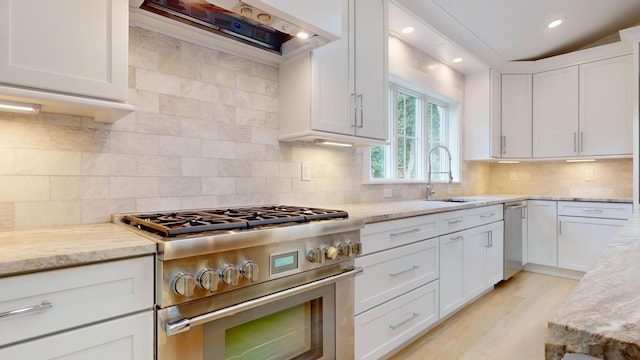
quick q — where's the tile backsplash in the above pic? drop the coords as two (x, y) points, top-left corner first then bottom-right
(0, 27), (632, 230)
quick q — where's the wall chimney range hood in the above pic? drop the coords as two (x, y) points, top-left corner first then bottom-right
(129, 0), (341, 63)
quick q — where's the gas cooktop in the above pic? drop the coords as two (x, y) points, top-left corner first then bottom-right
(120, 205), (349, 238)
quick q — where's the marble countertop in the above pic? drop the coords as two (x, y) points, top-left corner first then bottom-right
(546, 212), (640, 359)
(0, 195), (631, 278)
(0, 223), (156, 277)
(333, 195), (631, 224)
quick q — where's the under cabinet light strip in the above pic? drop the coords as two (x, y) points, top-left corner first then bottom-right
(0, 100), (41, 114)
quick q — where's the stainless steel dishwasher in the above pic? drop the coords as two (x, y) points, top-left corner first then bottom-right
(504, 201), (527, 280)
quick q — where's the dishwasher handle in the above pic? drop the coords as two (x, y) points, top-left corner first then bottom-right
(506, 204), (527, 210)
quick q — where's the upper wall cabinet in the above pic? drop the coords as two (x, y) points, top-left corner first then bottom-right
(532, 55), (632, 158)
(500, 74), (532, 158)
(0, 0), (132, 122)
(579, 55), (633, 156)
(278, 0), (389, 146)
(532, 66), (579, 158)
(463, 68), (501, 160)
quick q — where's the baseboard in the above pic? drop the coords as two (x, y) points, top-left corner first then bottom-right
(524, 263), (585, 280)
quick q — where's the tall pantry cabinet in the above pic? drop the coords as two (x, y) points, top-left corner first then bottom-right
(278, 0), (389, 145)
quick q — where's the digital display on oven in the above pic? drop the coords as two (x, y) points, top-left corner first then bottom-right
(271, 251), (298, 275)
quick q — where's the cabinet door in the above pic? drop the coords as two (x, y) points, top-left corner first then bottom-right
(439, 233), (465, 318)
(579, 55), (633, 156)
(532, 67), (579, 158)
(0, 0), (128, 101)
(501, 74), (532, 158)
(527, 200), (558, 266)
(463, 227), (485, 301)
(310, 1), (352, 136)
(485, 221), (504, 286)
(353, 0), (388, 140)
(0, 311), (153, 360)
(558, 216), (626, 272)
(463, 69), (501, 160)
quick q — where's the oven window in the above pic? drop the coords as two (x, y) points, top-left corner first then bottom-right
(202, 284), (335, 360)
(225, 300), (322, 359)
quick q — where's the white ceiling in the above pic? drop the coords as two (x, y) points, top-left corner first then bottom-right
(389, 0), (640, 74)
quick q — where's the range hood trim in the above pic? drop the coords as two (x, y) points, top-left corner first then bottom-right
(129, 0), (341, 65)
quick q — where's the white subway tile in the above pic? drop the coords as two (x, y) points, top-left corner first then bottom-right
(14, 201), (81, 229)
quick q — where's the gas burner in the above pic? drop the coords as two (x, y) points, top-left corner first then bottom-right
(121, 205), (348, 237)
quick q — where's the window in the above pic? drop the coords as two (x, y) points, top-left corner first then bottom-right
(367, 81), (459, 183)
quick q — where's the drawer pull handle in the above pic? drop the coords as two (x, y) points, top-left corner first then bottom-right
(389, 228), (420, 237)
(389, 312), (420, 330)
(389, 265), (420, 278)
(582, 208), (603, 213)
(447, 235), (464, 243)
(447, 219), (463, 225)
(0, 301), (53, 320)
(480, 213), (496, 218)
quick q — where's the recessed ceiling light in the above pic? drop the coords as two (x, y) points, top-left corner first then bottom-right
(452, 57), (463, 63)
(296, 31), (309, 40)
(402, 26), (414, 34)
(548, 18), (564, 29)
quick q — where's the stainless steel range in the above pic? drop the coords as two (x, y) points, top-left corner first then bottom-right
(117, 205), (363, 360)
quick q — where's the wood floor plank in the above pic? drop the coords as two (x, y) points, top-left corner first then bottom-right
(388, 271), (578, 360)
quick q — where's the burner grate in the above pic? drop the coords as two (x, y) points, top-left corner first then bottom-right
(121, 205), (348, 237)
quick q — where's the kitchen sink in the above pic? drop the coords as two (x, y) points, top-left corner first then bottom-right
(426, 197), (483, 203)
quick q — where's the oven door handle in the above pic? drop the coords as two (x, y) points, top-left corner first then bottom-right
(163, 267), (363, 336)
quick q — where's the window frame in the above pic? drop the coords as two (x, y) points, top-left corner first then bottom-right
(363, 77), (460, 184)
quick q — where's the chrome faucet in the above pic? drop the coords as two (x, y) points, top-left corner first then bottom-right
(426, 145), (453, 200)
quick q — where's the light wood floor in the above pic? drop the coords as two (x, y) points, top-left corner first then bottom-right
(388, 271), (578, 360)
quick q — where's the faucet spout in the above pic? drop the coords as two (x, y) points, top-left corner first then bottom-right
(427, 145), (453, 200)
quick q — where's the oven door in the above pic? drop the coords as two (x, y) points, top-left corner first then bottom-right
(157, 267), (357, 360)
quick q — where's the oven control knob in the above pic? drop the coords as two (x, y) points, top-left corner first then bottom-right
(306, 248), (325, 263)
(197, 268), (219, 291)
(325, 246), (339, 260)
(220, 265), (239, 286)
(240, 261), (259, 282)
(172, 272), (196, 297)
(337, 241), (353, 258)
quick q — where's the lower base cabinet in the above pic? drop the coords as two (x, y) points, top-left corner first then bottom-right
(440, 221), (504, 318)
(558, 216), (628, 271)
(0, 311), (153, 359)
(354, 281), (439, 360)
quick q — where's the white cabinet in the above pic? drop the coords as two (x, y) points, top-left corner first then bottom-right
(279, 0), (388, 145)
(557, 216), (627, 272)
(532, 67), (579, 158)
(557, 201), (632, 272)
(579, 55), (633, 156)
(355, 238), (438, 315)
(0, 311), (153, 360)
(354, 281), (438, 360)
(0, 257), (154, 358)
(439, 221), (504, 318)
(439, 232), (464, 318)
(463, 68), (501, 160)
(532, 55), (633, 158)
(438, 205), (504, 318)
(0, 0), (132, 122)
(500, 74), (532, 158)
(527, 200), (558, 266)
(355, 214), (439, 360)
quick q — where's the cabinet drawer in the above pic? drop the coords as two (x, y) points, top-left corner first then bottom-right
(355, 280), (439, 360)
(557, 201), (632, 219)
(466, 204), (503, 228)
(355, 239), (438, 314)
(438, 210), (466, 234)
(0, 256), (154, 347)
(0, 311), (153, 360)
(361, 214), (439, 255)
